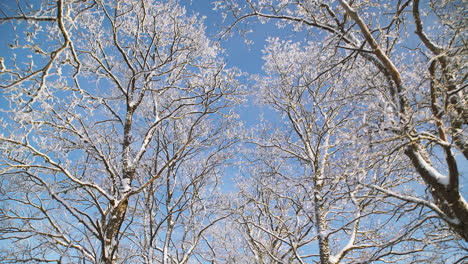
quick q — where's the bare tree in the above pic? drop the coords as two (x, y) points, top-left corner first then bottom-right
(0, 0), (241, 263)
(127, 123), (236, 263)
(216, 37), (465, 263)
(1, 0), (467, 263)
(216, 0), (468, 245)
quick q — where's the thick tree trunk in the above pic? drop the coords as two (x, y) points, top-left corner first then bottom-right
(101, 199), (129, 264)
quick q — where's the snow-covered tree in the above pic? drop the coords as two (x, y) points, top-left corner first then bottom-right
(217, 0), (467, 242)
(222, 37), (464, 263)
(215, 0), (467, 263)
(0, 0), (241, 263)
(1, 0), (467, 263)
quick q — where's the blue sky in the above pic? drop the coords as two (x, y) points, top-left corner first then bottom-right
(182, 0), (266, 73)
(0, 0), (466, 194)
(179, 1), (468, 198)
(0, 1), (466, 263)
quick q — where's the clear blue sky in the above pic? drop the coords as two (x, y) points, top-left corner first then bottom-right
(0, 0), (465, 202)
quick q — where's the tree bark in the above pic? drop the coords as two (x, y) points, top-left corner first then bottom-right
(101, 199), (129, 264)
(405, 146), (468, 241)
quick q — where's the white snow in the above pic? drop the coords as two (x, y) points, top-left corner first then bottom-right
(447, 216), (461, 225)
(329, 255), (338, 264)
(413, 150), (449, 186)
(460, 196), (468, 212)
(122, 178), (131, 193)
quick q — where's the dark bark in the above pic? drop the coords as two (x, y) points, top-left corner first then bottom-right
(101, 199), (129, 264)
(405, 146), (468, 241)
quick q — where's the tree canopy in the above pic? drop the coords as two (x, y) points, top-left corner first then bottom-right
(0, 0), (466, 263)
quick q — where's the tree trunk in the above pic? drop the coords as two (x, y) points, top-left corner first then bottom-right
(314, 190), (331, 264)
(101, 199), (129, 264)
